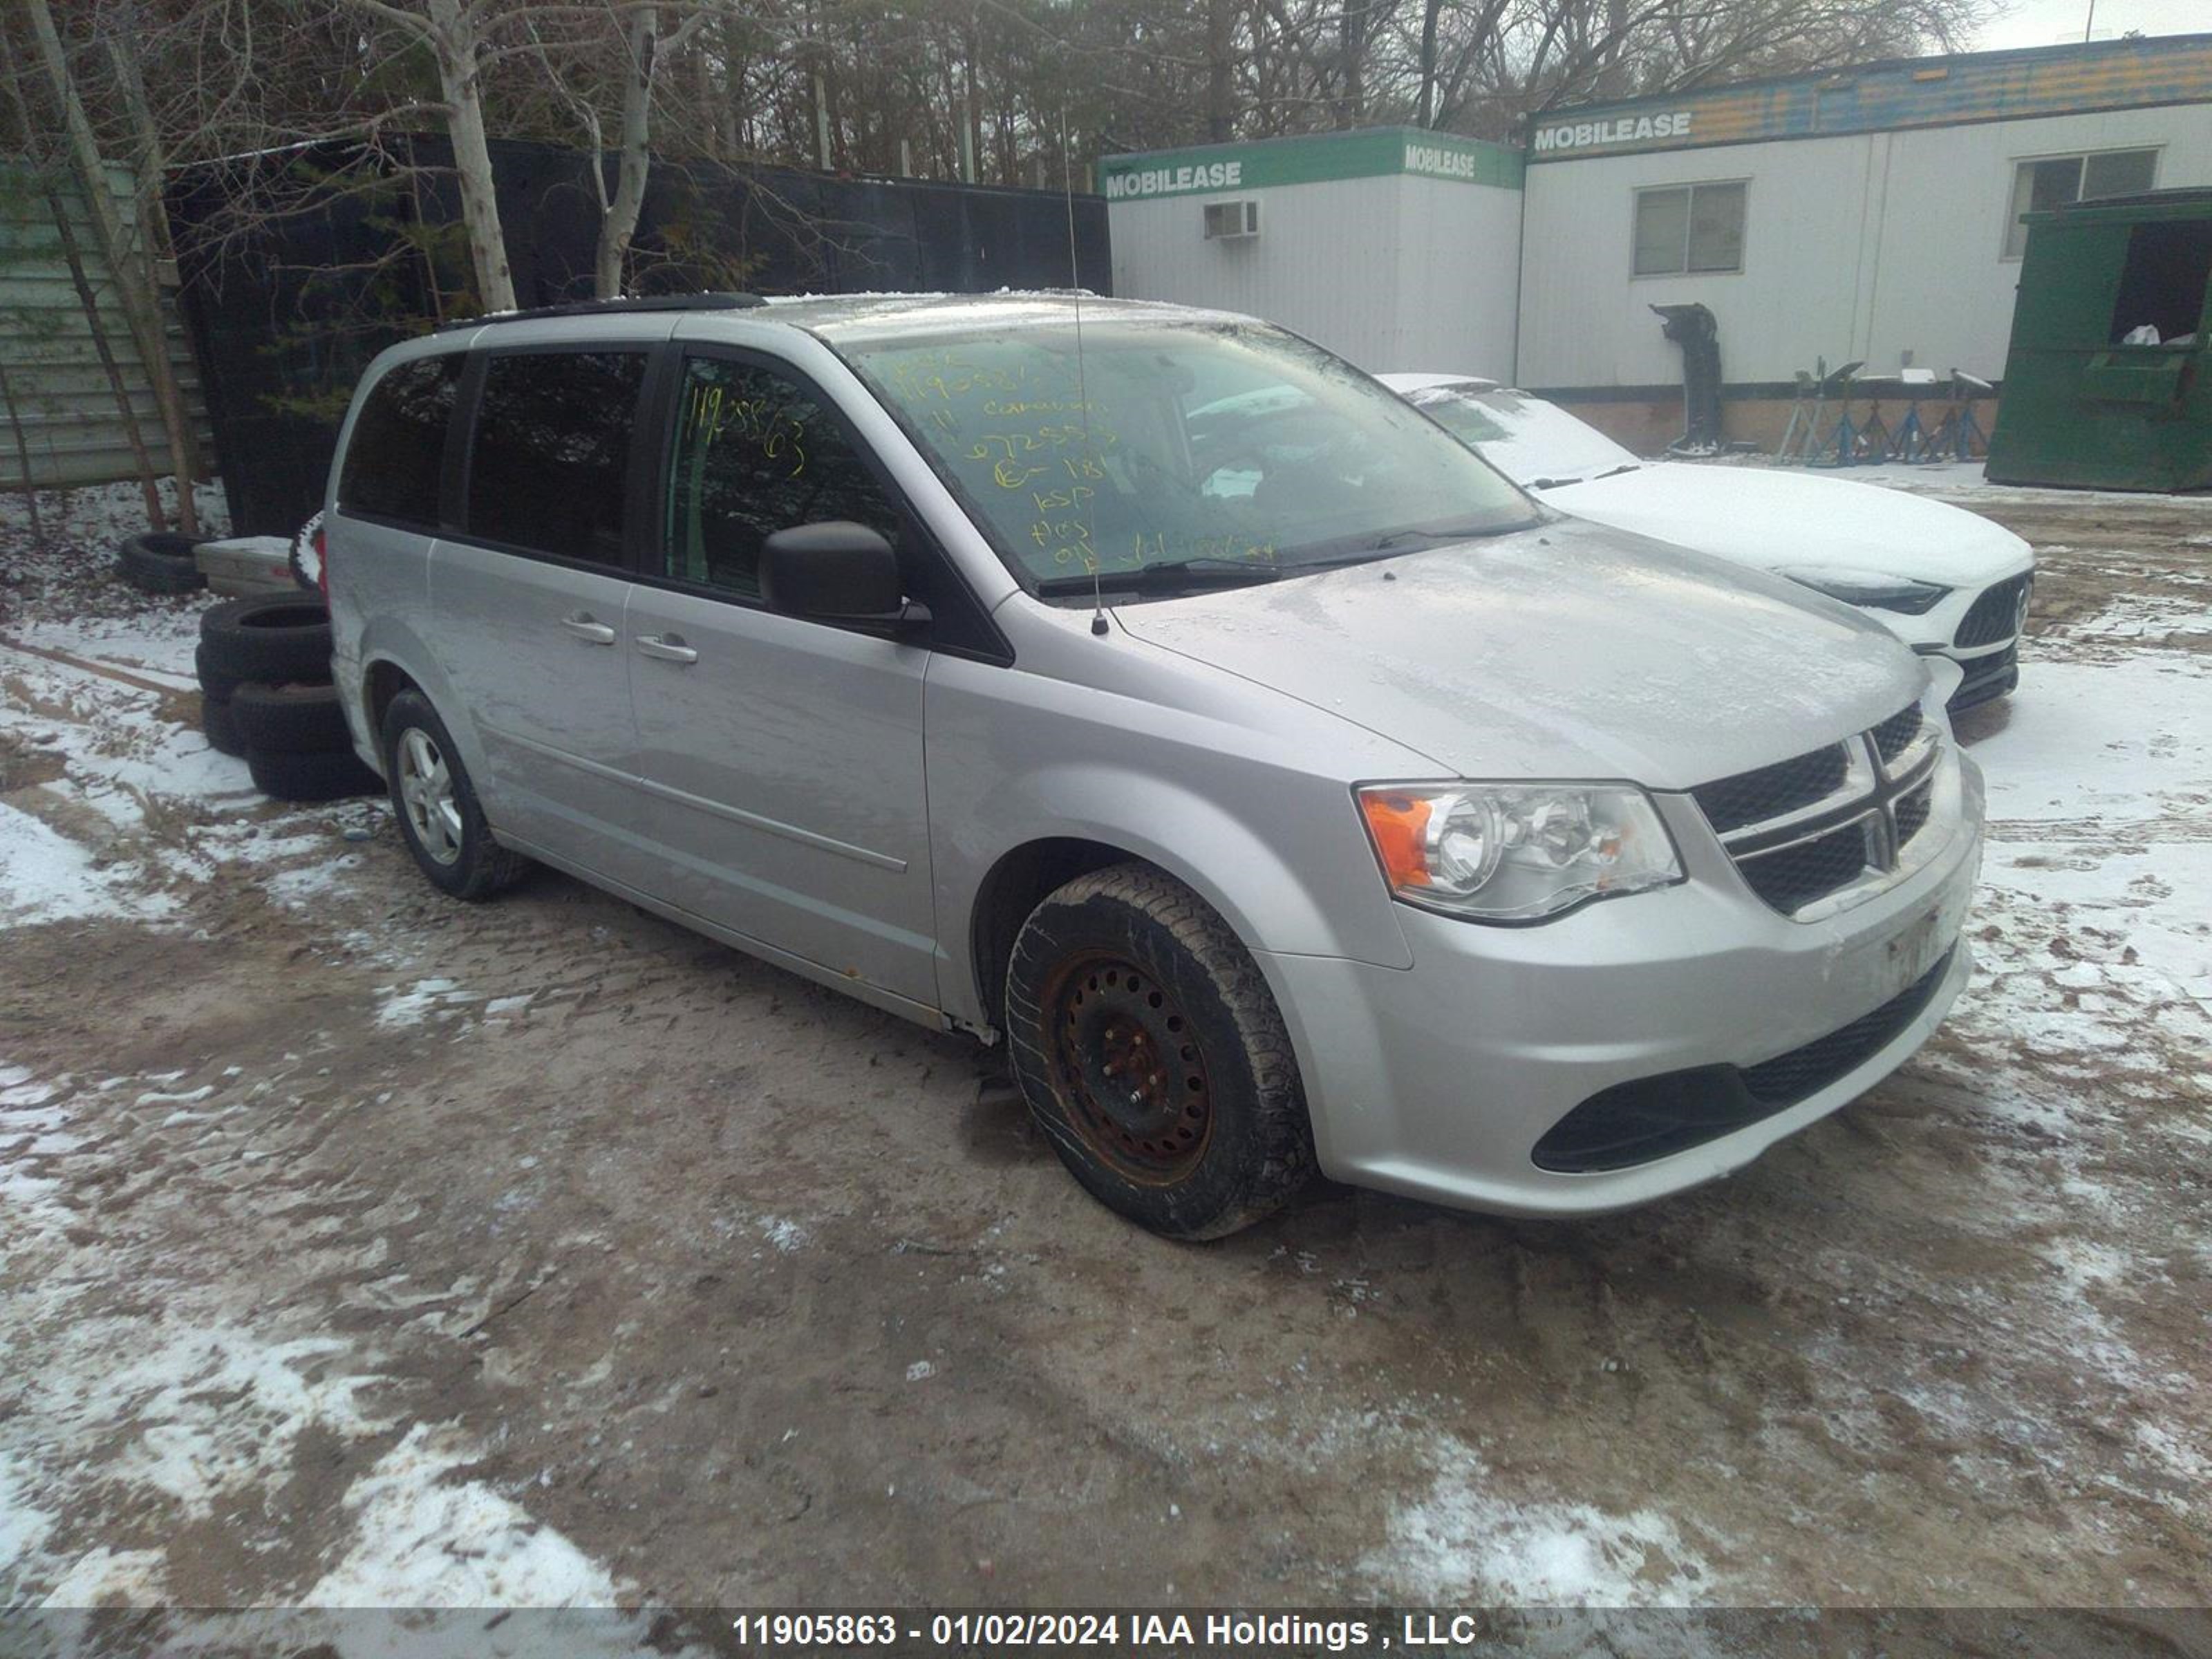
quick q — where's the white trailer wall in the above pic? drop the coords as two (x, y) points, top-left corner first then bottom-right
(1520, 101), (2212, 392)
(1103, 129), (1522, 377)
(1383, 172), (1521, 377)
(1109, 177), (1407, 366)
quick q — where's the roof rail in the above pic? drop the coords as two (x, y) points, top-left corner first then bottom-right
(435, 292), (765, 333)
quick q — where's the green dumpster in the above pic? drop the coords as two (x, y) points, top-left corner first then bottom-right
(1986, 187), (2212, 491)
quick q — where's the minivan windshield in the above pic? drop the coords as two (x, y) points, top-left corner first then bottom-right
(839, 319), (1538, 594)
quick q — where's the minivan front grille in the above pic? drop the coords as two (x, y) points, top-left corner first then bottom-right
(1690, 744), (1850, 835)
(1894, 779), (1933, 848)
(1871, 706), (1924, 766)
(1691, 702), (1942, 919)
(1738, 820), (1877, 912)
(1955, 574), (2031, 649)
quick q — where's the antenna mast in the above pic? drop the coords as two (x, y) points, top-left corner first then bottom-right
(1061, 112), (1108, 637)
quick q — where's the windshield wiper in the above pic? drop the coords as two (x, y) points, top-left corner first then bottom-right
(1033, 559), (1286, 597)
(1330, 521), (1532, 556)
(1530, 464), (1638, 489)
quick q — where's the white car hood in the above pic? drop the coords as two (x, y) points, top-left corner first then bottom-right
(1543, 462), (2031, 587)
(1114, 517), (1924, 791)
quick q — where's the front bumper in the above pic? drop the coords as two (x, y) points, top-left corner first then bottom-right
(1874, 564), (2032, 709)
(1942, 643), (2019, 713)
(1262, 756), (1984, 1218)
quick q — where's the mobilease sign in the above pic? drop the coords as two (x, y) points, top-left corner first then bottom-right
(1532, 111), (1694, 153)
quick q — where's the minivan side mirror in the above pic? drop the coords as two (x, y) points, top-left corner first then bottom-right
(759, 521), (928, 632)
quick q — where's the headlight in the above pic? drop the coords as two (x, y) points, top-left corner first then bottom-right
(1779, 567), (1950, 615)
(1356, 783), (1683, 923)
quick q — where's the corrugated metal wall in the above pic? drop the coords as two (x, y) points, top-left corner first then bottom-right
(0, 160), (213, 489)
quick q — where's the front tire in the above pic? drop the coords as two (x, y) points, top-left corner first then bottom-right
(1004, 863), (1314, 1239)
(379, 690), (528, 901)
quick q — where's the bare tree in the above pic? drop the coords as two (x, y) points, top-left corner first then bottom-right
(341, 0), (520, 312)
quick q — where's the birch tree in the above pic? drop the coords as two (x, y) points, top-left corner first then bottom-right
(331, 0), (518, 312)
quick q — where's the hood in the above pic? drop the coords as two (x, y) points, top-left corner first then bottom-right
(1543, 462), (2032, 587)
(1113, 518), (1926, 791)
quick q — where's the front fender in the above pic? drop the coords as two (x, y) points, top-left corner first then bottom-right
(934, 756), (1415, 1027)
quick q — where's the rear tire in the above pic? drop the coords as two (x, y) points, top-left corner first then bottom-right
(379, 689), (529, 901)
(118, 532), (205, 595)
(247, 746), (382, 803)
(231, 680), (350, 755)
(1004, 863), (1313, 1239)
(195, 642), (250, 704)
(201, 693), (244, 758)
(198, 597), (332, 684)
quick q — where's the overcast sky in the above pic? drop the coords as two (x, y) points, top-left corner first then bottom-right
(1971, 0), (2209, 50)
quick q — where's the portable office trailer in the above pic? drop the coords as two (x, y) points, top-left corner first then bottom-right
(1517, 34), (2212, 453)
(1100, 129), (1524, 378)
(1985, 187), (2212, 491)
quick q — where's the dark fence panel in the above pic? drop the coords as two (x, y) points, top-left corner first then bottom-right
(168, 136), (1111, 534)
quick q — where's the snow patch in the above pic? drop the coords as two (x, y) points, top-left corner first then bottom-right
(303, 1423), (622, 1607)
(0, 1450), (58, 1586)
(1368, 1434), (1714, 1605)
(376, 980), (476, 1029)
(0, 801), (174, 926)
(761, 1217), (809, 1253)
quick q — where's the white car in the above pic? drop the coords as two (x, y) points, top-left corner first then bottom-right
(1378, 374), (2034, 711)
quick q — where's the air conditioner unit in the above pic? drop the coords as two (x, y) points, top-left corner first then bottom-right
(1203, 200), (1260, 241)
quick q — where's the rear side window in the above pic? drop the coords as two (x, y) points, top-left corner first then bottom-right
(466, 350), (649, 566)
(662, 355), (903, 599)
(338, 355), (462, 527)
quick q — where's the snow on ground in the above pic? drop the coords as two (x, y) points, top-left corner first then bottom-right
(5, 478), (2210, 1620)
(1362, 1428), (1718, 1606)
(0, 801), (176, 928)
(3, 486), (650, 1623)
(304, 1423), (623, 1606)
(0, 1058), (643, 1621)
(2, 477), (229, 551)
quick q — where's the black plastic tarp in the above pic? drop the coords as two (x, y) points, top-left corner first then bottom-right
(168, 135), (1112, 534)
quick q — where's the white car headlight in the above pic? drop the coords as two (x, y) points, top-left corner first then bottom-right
(1356, 782), (1683, 923)
(1778, 566), (1950, 616)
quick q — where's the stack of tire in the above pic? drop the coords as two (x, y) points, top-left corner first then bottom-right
(196, 597), (382, 803)
(118, 532), (207, 595)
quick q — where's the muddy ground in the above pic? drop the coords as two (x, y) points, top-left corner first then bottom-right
(1, 478), (2208, 1644)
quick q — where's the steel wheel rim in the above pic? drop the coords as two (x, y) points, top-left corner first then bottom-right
(397, 727), (462, 866)
(1040, 950), (1214, 1185)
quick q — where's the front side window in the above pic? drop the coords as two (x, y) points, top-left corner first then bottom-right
(2004, 148), (2157, 259)
(838, 317), (1535, 594)
(338, 354), (462, 527)
(662, 357), (903, 599)
(1633, 181), (1745, 276)
(465, 350), (648, 565)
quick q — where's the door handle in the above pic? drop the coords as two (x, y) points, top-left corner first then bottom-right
(561, 612), (617, 645)
(635, 632), (700, 665)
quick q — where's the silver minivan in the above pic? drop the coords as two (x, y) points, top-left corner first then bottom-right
(325, 292), (1983, 1239)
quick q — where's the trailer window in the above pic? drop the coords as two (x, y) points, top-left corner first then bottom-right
(1633, 182), (1745, 276)
(2003, 149), (2157, 259)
